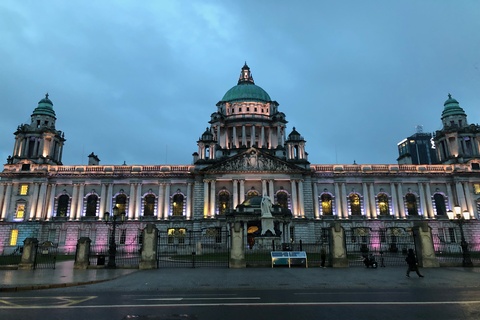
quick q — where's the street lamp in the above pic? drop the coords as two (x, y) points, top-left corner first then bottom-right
(447, 205), (473, 267)
(104, 205), (126, 268)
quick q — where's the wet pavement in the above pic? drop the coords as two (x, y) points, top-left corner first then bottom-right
(1, 261), (480, 292)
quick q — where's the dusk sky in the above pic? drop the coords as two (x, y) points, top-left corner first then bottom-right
(1, 1), (479, 166)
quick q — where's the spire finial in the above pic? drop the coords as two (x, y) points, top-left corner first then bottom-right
(45, 92), (49, 99)
(448, 93), (452, 99)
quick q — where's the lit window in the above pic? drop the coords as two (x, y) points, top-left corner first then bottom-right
(19, 184), (29, 195)
(10, 229), (18, 246)
(15, 203), (25, 219)
(474, 184), (480, 195)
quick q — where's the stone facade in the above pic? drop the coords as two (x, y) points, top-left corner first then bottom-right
(1, 64), (480, 258)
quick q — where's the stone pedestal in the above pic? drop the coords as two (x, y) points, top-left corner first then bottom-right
(139, 223), (159, 269)
(255, 236), (280, 251)
(261, 216), (275, 236)
(330, 222), (348, 267)
(18, 238), (38, 270)
(74, 237), (91, 269)
(413, 222), (440, 268)
(230, 222), (246, 268)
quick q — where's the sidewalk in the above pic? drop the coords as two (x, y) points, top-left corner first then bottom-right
(2, 263), (480, 292)
(0, 261), (137, 292)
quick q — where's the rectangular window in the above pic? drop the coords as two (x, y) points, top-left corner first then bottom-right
(19, 184), (29, 195)
(15, 204), (25, 219)
(474, 184), (480, 195)
(10, 229), (19, 246)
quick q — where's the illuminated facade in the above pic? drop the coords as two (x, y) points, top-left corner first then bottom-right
(0, 64), (480, 255)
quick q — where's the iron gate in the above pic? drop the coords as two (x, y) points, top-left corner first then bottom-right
(34, 241), (58, 269)
(345, 228), (415, 267)
(157, 228), (230, 268)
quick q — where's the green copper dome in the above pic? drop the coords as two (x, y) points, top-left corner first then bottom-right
(32, 93), (56, 118)
(220, 63), (271, 103)
(441, 94), (466, 118)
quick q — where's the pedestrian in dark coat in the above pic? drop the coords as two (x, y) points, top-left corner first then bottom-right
(405, 248), (424, 277)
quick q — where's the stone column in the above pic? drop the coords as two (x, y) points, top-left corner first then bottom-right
(268, 180), (274, 199)
(341, 183), (348, 219)
(425, 183), (434, 218)
(128, 183), (136, 219)
(396, 183), (406, 218)
(334, 183), (342, 218)
(232, 180), (238, 208)
(203, 180), (209, 218)
(242, 125), (246, 146)
(330, 222), (348, 267)
(239, 180), (245, 204)
(298, 180), (305, 217)
(29, 183), (40, 220)
(412, 222), (439, 268)
(18, 238), (39, 270)
(262, 179), (267, 196)
(106, 183), (113, 214)
(74, 237), (92, 269)
(164, 183), (171, 218)
(230, 221), (246, 268)
(233, 126), (237, 148)
(209, 180), (216, 217)
(363, 183), (370, 218)
(313, 182), (319, 219)
(69, 184), (78, 220)
(369, 183), (376, 219)
(76, 183), (85, 220)
(135, 183), (142, 220)
(139, 223), (159, 269)
(99, 183), (107, 218)
(1, 183), (12, 220)
(186, 183), (192, 219)
(35, 182), (48, 220)
(290, 180), (297, 217)
(390, 183), (398, 218)
(158, 183), (165, 219)
(46, 184), (56, 220)
(251, 125), (256, 147)
(418, 183), (427, 218)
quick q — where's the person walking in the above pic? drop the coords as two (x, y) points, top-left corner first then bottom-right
(320, 248), (327, 268)
(405, 248), (424, 277)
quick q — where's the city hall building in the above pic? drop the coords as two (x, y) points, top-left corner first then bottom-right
(0, 64), (479, 266)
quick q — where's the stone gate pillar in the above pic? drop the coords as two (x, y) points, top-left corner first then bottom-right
(139, 223), (159, 269)
(230, 221), (246, 268)
(413, 222), (439, 268)
(74, 237), (92, 269)
(330, 222), (348, 267)
(18, 238), (39, 270)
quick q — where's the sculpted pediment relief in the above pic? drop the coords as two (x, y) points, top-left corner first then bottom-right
(203, 148), (303, 173)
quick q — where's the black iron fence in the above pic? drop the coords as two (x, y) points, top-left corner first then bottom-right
(157, 229), (229, 268)
(433, 234), (480, 266)
(34, 241), (58, 269)
(88, 244), (141, 268)
(345, 228), (415, 267)
(0, 246), (23, 268)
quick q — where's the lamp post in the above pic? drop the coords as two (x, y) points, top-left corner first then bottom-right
(104, 205), (125, 269)
(447, 205), (473, 267)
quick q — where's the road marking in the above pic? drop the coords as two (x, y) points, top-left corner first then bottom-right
(2, 300), (480, 309)
(0, 296), (96, 307)
(137, 297), (261, 301)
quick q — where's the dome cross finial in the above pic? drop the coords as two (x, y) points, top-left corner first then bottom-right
(45, 92), (49, 99)
(448, 93), (452, 99)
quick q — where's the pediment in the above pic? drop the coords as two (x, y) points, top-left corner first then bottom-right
(201, 148), (306, 173)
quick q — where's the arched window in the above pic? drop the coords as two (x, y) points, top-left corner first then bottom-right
(172, 193), (184, 216)
(377, 193), (390, 216)
(349, 193), (362, 216)
(433, 193), (447, 216)
(85, 194), (98, 217)
(143, 194), (156, 217)
(57, 194), (70, 217)
(218, 190), (230, 215)
(115, 194), (127, 215)
(276, 191), (289, 209)
(321, 193), (333, 216)
(405, 193), (418, 216)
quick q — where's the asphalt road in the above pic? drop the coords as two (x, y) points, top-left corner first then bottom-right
(1, 287), (480, 320)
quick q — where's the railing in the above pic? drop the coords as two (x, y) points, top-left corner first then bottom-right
(88, 244), (141, 268)
(0, 246), (23, 268)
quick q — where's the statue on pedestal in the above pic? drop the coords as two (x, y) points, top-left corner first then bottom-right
(261, 195), (275, 236)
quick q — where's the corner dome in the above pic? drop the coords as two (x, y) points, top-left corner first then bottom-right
(442, 93), (466, 118)
(32, 93), (56, 118)
(220, 63), (271, 103)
